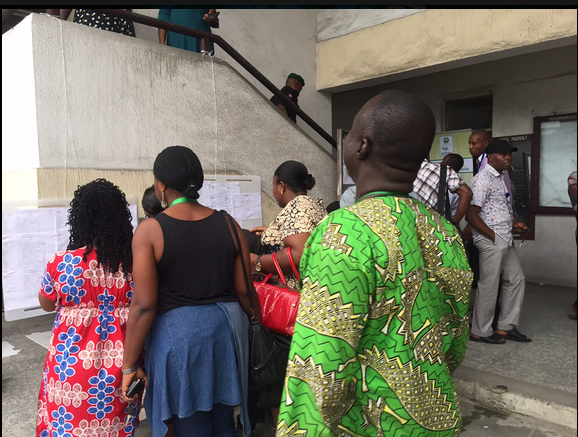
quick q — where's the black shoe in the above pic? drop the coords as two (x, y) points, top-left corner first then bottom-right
(469, 333), (506, 344)
(495, 328), (532, 342)
(264, 410), (276, 430)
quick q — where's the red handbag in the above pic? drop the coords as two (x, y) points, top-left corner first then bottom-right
(253, 247), (300, 336)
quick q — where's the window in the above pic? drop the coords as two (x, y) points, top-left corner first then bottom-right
(532, 113), (577, 214)
(445, 95), (493, 131)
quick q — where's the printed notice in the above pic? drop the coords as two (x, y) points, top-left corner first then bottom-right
(2, 204), (139, 314)
(233, 193), (262, 221)
(440, 135), (454, 156)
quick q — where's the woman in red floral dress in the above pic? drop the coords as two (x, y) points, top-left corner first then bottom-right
(36, 179), (141, 437)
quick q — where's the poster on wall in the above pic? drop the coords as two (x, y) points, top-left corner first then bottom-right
(196, 175), (262, 230)
(2, 200), (138, 321)
(439, 135), (454, 156)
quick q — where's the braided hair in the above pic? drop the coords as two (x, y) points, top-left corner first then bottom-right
(153, 145), (204, 199)
(274, 160), (316, 193)
(67, 178), (133, 275)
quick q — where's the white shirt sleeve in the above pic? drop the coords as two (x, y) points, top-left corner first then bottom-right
(339, 186), (357, 208)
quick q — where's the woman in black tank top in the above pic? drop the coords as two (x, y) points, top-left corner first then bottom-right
(122, 146), (260, 437)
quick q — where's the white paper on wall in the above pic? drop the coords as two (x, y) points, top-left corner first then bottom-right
(2, 203), (139, 315)
(232, 192), (262, 221)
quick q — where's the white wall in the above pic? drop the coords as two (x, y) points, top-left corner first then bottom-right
(317, 8), (425, 42)
(2, 17), (40, 171)
(133, 8), (333, 154)
(331, 45), (577, 287)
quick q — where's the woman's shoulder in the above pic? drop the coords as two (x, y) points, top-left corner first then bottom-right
(279, 196), (327, 230)
(45, 247), (89, 270)
(288, 195), (325, 212)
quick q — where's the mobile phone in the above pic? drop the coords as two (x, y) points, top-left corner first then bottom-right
(126, 378), (145, 398)
(208, 12), (220, 19)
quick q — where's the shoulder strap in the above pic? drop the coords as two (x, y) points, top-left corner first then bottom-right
(437, 164), (448, 216)
(271, 252), (287, 286)
(222, 211), (257, 321)
(445, 189), (454, 223)
(286, 247), (300, 280)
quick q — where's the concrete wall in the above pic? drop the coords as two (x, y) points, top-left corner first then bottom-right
(318, 9), (577, 92)
(332, 45), (577, 287)
(133, 8), (333, 154)
(317, 8), (425, 42)
(2, 14), (336, 222)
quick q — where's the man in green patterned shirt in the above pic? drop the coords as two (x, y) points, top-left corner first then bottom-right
(277, 90), (473, 437)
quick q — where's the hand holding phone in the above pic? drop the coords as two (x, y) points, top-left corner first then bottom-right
(126, 378), (145, 398)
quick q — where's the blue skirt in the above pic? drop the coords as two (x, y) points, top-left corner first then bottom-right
(144, 303), (249, 436)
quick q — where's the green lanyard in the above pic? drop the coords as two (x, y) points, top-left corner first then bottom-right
(169, 197), (198, 208)
(357, 191), (409, 202)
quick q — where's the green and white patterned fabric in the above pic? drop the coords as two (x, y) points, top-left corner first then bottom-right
(277, 193), (473, 437)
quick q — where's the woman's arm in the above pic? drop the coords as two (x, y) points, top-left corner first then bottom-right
(157, 9), (170, 44)
(122, 220), (159, 395)
(158, 28), (167, 45)
(251, 233), (309, 277)
(38, 293), (56, 312)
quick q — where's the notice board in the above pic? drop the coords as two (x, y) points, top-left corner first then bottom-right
(2, 198), (138, 321)
(198, 174), (263, 231)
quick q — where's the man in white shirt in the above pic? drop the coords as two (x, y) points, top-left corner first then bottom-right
(466, 140), (531, 344)
(339, 185), (357, 208)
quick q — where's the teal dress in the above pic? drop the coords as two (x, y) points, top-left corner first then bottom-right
(158, 8), (214, 53)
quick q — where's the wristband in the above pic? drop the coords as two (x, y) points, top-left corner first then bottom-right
(122, 364), (139, 375)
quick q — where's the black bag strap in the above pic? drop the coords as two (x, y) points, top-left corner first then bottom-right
(222, 211), (258, 323)
(437, 164), (448, 216)
(445, 188), (453, 223)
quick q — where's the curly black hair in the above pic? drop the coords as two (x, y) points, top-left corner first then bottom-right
(67, 178), (133, 275)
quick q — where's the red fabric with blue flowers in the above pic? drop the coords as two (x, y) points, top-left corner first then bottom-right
(36, 247), (135, 437)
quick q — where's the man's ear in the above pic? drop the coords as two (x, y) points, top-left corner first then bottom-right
(357, 138), (371, 161)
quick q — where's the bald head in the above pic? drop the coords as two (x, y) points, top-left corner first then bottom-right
(352, 89), (435, 170)
(344, 90), (436, 194)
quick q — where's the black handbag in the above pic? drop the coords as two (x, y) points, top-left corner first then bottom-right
(223, 212), (282, 390)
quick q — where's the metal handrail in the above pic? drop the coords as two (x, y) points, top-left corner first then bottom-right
(100, 9), (337, 149)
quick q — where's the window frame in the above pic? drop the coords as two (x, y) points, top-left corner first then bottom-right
(531, 113), (577, 215)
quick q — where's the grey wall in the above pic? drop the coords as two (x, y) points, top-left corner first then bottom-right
(133, 8), (333, 154)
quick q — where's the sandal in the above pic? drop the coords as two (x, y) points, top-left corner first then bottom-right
(469, 333), (506, 344)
